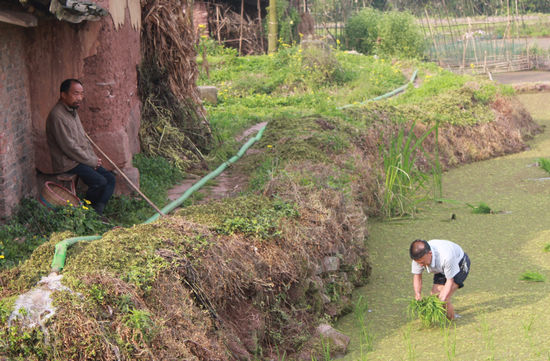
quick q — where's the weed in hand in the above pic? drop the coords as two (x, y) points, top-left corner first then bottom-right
(408, 295), (449, 328)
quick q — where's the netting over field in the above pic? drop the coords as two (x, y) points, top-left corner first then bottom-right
(421, 13), (550, 73)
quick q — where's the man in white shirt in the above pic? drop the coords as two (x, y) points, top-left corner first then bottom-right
(410, 239), (471, 320)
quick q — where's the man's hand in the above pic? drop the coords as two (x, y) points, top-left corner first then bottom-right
(96, 158), (102, 169)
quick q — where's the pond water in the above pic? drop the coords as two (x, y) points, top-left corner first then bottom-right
(337, 93), (550, 361)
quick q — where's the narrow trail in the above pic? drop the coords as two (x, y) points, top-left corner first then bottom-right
(167, 121), (268, 203)
(337, 93), (550, 361)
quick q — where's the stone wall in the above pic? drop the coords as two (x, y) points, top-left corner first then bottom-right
(0, 23), (36, 219)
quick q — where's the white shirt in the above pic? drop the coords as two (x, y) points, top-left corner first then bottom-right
(411, 239), (465, 279)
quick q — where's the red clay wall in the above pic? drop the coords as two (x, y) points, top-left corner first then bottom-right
(0, 1), (141, 218)
(0, 23), (36, 219)
(28, 1), (141, 196)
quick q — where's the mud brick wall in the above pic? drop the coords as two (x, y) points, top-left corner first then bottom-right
(0, 23), (37, 219)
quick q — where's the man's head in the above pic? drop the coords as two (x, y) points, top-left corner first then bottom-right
(410, 239), (432, 266)
(60, 79), (84, 109)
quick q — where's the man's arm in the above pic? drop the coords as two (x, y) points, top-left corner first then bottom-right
(438, 277), (454, 302)
(413, 273), (423, 300)
(50, 115), (98, 168)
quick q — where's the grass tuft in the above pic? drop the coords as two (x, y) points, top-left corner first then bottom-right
(408, 295), (449, 328)
(538, 157), (550, 174)
(520, 271), (546, 282)
(466, 202), (492, 214)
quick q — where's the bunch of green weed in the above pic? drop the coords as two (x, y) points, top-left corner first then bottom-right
(177, 195), (299, 239)
(338, 55), (407, 104)
(0, 199), (110, 270)
(408, 295), (449, 328)
(466, 202), (492, 214)
(388, 77), (501, 126)
(61, 224), (178, 291)
(279, 46), (355, 91)
(263, 115), (351, 155)
(520, 271), (546, 282)
(381, 121), (439, 218)
(0, 323), (48, 359)
(537, 157), (550, 174)
(396, 70), (513, 111)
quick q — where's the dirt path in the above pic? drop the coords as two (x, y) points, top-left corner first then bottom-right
(166, 121), (268, 203)
(336, 94), (550, 360)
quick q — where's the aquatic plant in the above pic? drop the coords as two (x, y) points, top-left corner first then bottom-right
(443, 323), (457, 361)
(354, 296), (374, 355)
(537, 157), (550, 174)
(520, 271), (546, 282)
(381, 121), (440, 218)
(466, 202), (492, 214)
(408, 295), (449, 328)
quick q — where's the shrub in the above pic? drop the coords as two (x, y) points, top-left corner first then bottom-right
(377, 11), (425, 58)
(345, 9), (425, 59)
(345, 8), (380, 55)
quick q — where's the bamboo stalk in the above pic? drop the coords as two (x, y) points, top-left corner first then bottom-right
(238, 0), (244, 55)
(85, 134), (166, 216)
(425, 9), (442, 66)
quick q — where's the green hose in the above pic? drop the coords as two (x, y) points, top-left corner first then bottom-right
(338, 69), (418, 110)
(51, 235), (102, 272)
(144, 124), (267, 224)
(50, 125), (267, 272)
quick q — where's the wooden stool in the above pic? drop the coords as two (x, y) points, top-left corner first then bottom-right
(56, 173), (79, 196)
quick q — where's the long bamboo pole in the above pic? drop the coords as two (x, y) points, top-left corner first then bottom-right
(238, 0), (244, 55)
(84, 133), (165, 216)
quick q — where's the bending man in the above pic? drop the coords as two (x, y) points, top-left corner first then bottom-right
(410, 239), (471, 320)
(46, 79), (115, 215)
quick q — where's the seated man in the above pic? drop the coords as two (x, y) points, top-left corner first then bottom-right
(46, 78), (115, 215)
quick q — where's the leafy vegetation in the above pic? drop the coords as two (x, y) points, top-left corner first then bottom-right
(467, 202), (493, 214)
(0, 199), (109, 270)
(381, 121), (440, 218)
(520, 271), (546, 282)
(345, 9), (426, 58)
(408, 295), (449, 328)
(0, 154), (183, 270)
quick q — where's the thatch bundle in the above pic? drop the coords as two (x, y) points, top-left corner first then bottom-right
(140, 0), (212, 169)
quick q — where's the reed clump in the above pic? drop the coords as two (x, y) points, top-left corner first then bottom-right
(408, 295), (449, 328)
(520, 271), (546, 282)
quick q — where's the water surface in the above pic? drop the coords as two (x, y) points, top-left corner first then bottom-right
(337, 93), (550, 361)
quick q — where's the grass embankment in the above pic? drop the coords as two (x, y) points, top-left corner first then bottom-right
(0, 42), (541, 360)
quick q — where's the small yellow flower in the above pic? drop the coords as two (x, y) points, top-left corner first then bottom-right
(84, 199), (92, 205)
(267, 145), (273, 148)
(470, 63), (475, 69)
(66, 200), (70, 203)
(82, 206), (89, 210)
(0, 255), (4, 259)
